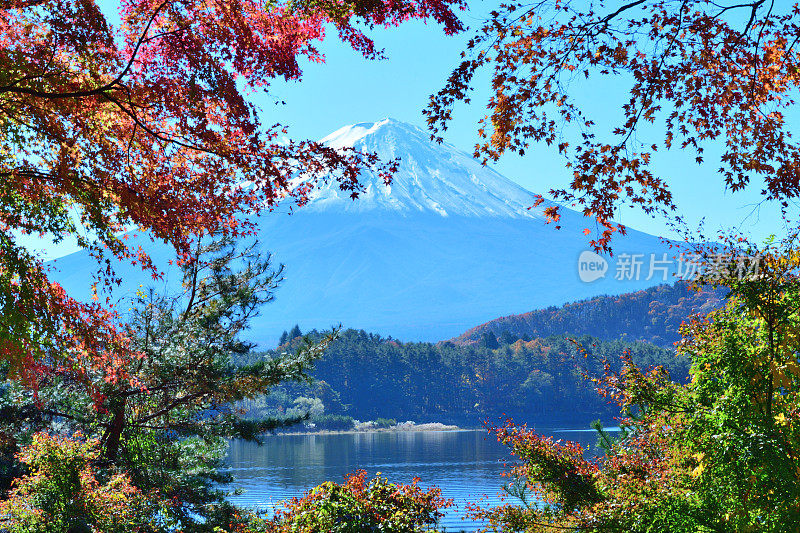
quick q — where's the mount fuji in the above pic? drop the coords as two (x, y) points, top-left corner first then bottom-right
(52, 118), (679, 346)
(308, 119), (546, 218)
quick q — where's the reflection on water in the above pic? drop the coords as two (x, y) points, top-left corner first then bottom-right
(226, 428), (604, 532)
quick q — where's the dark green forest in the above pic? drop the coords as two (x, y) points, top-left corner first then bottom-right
(236, 283), (712, 428)
(236, 328), (688, 428)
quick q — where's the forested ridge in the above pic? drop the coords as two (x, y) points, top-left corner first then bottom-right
(237, 326), (687, 427)
(453, 282), (725, 348)
(238, 283), (719, 427)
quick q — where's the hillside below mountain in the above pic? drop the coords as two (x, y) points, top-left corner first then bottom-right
(451, 282), (727, 348)
(238, 282), (726, 426)
(237, 327), (686, 427)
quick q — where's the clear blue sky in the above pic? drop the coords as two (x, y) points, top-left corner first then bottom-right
(21, 3), (793, 259)
(259, 14), (791, 245)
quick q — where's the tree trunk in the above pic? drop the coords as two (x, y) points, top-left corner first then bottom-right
(104, 399), (126, 461)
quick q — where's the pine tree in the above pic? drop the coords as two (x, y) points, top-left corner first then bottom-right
(481, 332), (500, 350)
(0, 236), (334, 529)
(289, 324), (303, 341)
(499, 331), (517, 345)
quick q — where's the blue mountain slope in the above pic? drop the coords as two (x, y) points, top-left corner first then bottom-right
(51, 119), (681, 346)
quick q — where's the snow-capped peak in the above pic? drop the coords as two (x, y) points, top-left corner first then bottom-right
(319, 118), (396, 149)
(307, 119), (544, 219)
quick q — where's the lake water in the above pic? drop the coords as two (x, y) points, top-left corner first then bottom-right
(226, 427), (606, 532)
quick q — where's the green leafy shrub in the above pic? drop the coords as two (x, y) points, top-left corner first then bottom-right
(374, 418), (397, 428)
(471, 241), (800, 532)
(0, 433), (160, 533)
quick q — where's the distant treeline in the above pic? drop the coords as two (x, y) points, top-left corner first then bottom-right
(452, 282), (726, 348)
(235, 328), (688, 427)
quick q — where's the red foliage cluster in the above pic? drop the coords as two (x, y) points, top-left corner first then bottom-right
(266, 469), (453, 532)
(0, 0), (464, 381)
(427, 0), (800, 251)
(492, 419), (600, 510)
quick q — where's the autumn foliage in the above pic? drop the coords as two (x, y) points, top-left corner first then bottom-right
(0, 1), (467, 525)
(427, 0), (800, 251)
(0, 433), (161, 532)
(472, 238), (800, 532)
(0, 0), (463, 377)
(261, 470), (453, 532)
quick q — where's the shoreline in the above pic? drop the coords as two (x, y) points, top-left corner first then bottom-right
(273, 422), (474, 436)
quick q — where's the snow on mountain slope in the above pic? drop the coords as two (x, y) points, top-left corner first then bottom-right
(52, 119), (680, 347)
(307, 118), (545, 218)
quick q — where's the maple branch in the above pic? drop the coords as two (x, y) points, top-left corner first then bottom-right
(100, 91), (221, 157)
(483, 1), (548, 55)
(619, 0), (688, 149)
(714, 0), (767, 54)
(708, 0), (765, 16)
(142, 24), (192, 44)
(597, 0), (646, 27)
(124, 118), (140, 176)
(0, 0), (170, 99)
(40, 408), (95, 426)
(0, 167), (52, 181)
(741, 0), (766, 37)
(785, 30), (800, 57)
(181, 240), (202, 321)
(747, 0), (773, 93)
